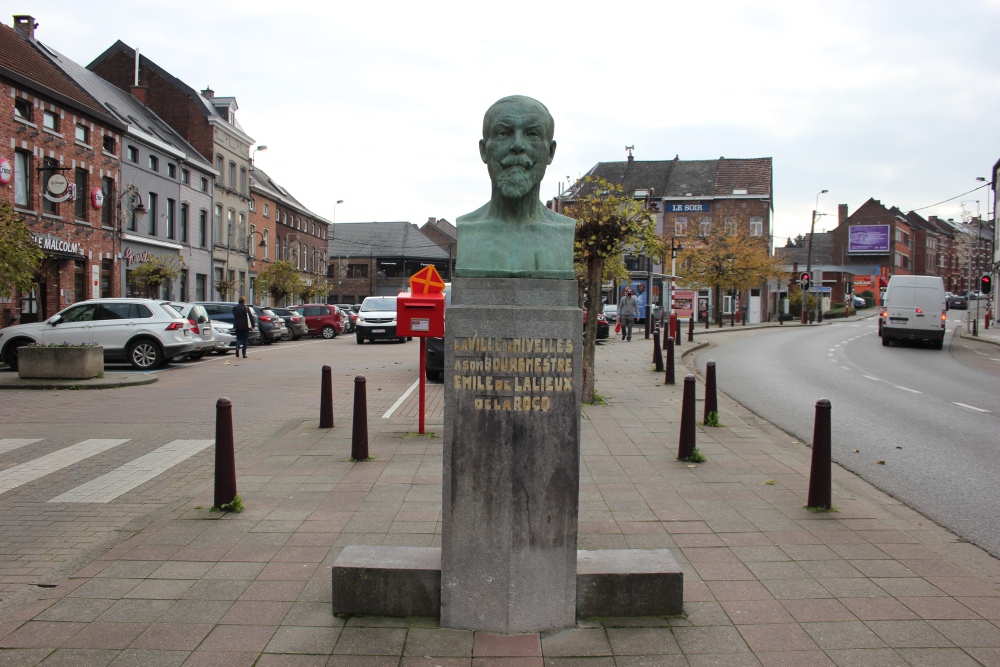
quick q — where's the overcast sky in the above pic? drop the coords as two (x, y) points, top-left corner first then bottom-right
(22, 0), (1000, 245)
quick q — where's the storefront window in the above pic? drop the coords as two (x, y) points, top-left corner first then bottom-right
(14, 151), (30, 207)
(74, 261), (85, 305)
(101, 259), (112, 298)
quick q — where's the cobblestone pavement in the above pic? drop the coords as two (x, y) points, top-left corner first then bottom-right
(1, 329), (1000, 665)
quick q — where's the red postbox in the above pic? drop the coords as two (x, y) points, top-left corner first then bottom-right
(396, 293), (445, 337)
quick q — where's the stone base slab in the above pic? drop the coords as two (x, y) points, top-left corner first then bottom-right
(331, 546), (683, 621)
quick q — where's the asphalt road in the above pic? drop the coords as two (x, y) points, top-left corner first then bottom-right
(693, 316), (1000, 558)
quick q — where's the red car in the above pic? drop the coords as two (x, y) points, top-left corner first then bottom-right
(584, 310), (610, 339)
(293, 304), (345, 339)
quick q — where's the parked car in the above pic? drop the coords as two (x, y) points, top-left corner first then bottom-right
(270, 307), (308, 341)
(210, 320), (237, 354)
(946, 293), (968, 310)
(585, 310), (610, 339)
(356, 296), (406, 343)
(0, 297), (194, 370)
(602, 304), (618, 323)
(335, 304), (358, 332)
(196, 302), (283, 344)
(168, 302), (215, 360)
(294, 304), (344, 339)
(852, 295), (867, 309)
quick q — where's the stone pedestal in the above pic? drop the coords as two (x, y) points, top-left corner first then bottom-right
(440, 278), (581, 633)
(18, 346), (103, 379)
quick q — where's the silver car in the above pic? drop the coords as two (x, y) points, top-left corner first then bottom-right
(169, 302), (215, 360)
(210, 320), (238, 354)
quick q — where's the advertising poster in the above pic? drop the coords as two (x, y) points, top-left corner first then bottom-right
(672, 290), (695, 318)
(848, 225), (890, 254)
(628, 281), (648, 314)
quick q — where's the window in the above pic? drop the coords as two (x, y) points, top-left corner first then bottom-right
(43, 110), (58, 131)
(216, 154), (224, 175)
(228, 162), (236, 188)
(75, 124), (88, 144)
(127, 145), (138, 162)
(750, 216), (763, 236)
(263, 229), (269, 260)
(200, 176), (208, 192)
(166, 198), (176, 239)
(14, 150), (30, 207)
(195, 274), (207, 301)
(199, 210), (207, 247)
(181, 168), (189, 184)
(74, 169), (88, 219)
(347, 264), (368, 279)
(699, 217), (711, 237)
(167, 163), (176, 178)
(14, 98), (31, 121)
(101, 177), (113, 226)
(102, 135), (115, 153)
(724, 217), (736, 234)
(101, 259), (112, 298)
(148, 155), (159, 171)
(674, 217), (687, 236)
(227, 209), (235, 246)
(239, 167), (247, 195)
(249, 224), (256, 257)
(283, 212), (287, 224)
(249, 197), (256, 212)
(238, 213), (246, 250)
(214, 205), (223, 244)
(147, 192), (157, 235)
(263, 203), (269, 218)
(126, 191), (139, 231)
(180, 203), (188, 243)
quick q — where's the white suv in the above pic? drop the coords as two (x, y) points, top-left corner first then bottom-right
(0, 298), (194, 370)
(355, 296), (407, 344)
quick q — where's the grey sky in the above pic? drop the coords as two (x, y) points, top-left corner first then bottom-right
(22, 0), (1000, 245)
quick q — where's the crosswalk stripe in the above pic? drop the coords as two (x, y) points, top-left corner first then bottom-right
(0, 439), (42, 456)
(0, 439), (129, 496)
(48, 439), (214, 503)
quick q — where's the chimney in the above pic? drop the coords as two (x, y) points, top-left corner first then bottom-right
(838, 203), (848, 227)
(201, 86), (214, 99)
(13, 15), (37, 39)
(427, 217), (437, 226)
(130, 86), (148, 105)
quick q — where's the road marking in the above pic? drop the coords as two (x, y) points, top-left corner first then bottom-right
(863, 375), (880, 381)
(953, 402), (990, 413)
(383, 379), (419, 419)
(0, 439), (41, 456)
(0, 439), (129, 496)
(840, 366), (851, 370)
(893, 386), (921, 393)
(49, 439), (214, 503)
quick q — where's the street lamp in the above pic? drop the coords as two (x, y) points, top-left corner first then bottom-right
(803, 189), (828, 324)
(250, 145), (267, 171)
(115, 182), (147, 297)
(667, 235), (684, 318)
(246, 230), (268, 304)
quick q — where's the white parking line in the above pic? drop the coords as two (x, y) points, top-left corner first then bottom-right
(383, 379), (419, 419)
(953, 402), (990, 413)
(863, 375), (880, 381)
(49, 439), (214, 503)
(0, 439), (129, 496)
(0, 439), (41, 456)
(893, 386), (921, 394)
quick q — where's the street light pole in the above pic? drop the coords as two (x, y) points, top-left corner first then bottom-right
(803, 189), (828, 324)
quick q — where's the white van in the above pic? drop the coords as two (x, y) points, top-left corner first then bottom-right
(880, 275), (947, 349)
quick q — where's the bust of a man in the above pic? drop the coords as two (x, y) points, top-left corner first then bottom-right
(455, 95), (576, 279)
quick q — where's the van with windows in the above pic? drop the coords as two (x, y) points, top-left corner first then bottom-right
(879, 275), (947, 349)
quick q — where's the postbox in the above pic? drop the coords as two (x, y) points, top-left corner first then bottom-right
(396, 293), (445, 337)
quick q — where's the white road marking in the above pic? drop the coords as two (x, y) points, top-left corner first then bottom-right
(0, 439), (129, 496)
(893, 386), (921, 394)
(49, 439), (214, 503)
(953, 403), (990, 413)
(863, 375), (881, 381)
(841, 366), (851, 370)
(0, 439), (41, 456)
(383, 379), (419, 419)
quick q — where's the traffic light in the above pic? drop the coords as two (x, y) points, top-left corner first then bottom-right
(846, 282), (853, 294)
(982, 274), (993, 295)
(799, 272), (810, 291)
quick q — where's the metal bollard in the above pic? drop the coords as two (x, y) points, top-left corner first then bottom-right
(730, 311), (736, 327)
(645, 305), (651, 339)
(703, 360), (718, 425)
(677, 374), (696, 460)
(742, 310), (747, 326)
(662, 320), (671, 349)
(653, 329), (663, 372)
(807, 399), (832, 510)
(664, 337), (675, 385)
(320, 365), (334, 429)
(214, 397), (238, 509)
(705, 315), (709, 330)
(351, 375), (369, 461)
(672, 313), (681, 347)
(688, 317), (694, 342)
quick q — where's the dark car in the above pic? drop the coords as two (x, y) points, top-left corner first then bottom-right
(196, 302), (282, 344)
(947, 294), (968, 310)
(585, 310), (609, 339)
(335, 304), (358, 332)
(294, 304), (344, 339)
(270, 307), (308, 340)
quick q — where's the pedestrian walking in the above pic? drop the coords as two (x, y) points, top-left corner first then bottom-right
(232, 296), (256, 359)
(618, 288), (638, 341)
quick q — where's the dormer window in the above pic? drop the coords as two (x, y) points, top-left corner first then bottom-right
(229, 109), (235, 124)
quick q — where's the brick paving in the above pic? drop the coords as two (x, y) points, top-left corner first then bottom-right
(0, 327), (998, 664)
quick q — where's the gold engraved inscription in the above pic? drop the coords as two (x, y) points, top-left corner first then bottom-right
(452, 337), (574, 412)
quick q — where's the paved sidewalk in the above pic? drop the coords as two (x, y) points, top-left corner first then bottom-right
(2, 332), (1000, 665)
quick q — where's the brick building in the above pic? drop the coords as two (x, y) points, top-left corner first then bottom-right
(1, 16), (124, 326)
(418, 217), (456, 278)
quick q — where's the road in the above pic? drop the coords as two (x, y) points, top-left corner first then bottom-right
(693, 315), (1000, 557)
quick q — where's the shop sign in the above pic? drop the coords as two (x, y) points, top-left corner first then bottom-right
(668, 202), (711, 213)
(44, 173), (75, 203)
(92, 187), (104, 208)
(0, 157), (11, 184)
(30, 233), (83, 256)
(123, 246), (153, 267)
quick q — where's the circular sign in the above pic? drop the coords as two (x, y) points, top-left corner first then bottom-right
(0, 157), (11, 184)
(92, 187), (104, 209)
(47, 173), (68, 196)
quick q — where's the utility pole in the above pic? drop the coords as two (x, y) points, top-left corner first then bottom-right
(803, 189), (828, 324)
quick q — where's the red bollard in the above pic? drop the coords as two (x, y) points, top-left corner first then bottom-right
(214, 397), (238, 510)
(664, 337), (675, 385)
(703, 360), (718, 425)
(670, 312), (678, 344)
(320, 365), (334, 429)
(807, 399), (832, 510)
(653, 329), (663, 372)
(677, 374), (696, 460)
(351, 375), (369, 461)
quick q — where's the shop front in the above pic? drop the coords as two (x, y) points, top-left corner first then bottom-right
(119, 234), (183, 300)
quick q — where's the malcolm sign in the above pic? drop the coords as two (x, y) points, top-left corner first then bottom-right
(30, 233), (83, 257)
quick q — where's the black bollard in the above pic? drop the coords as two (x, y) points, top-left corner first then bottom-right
(704, 314), (709, 330)
(662, 320), (671, 349)
(677, 374), (696, 460)
(688, 316), (694, 342)
(351, 375), (369, 461)
(644, 305), (651, 339)
(807, 399), (832, 510)
(214, 397), (238, 509)
(672, 313), (681, 347)
(320, 365), (334, 429)
(653, 330), (663, 372)
(703, 360), (718, 425)
(742, 310), (747, 326)
(730, 311), (735, 327)
(664, 337), (675, 385)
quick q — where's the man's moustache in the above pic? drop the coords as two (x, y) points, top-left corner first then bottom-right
(500, 157), (534, 169)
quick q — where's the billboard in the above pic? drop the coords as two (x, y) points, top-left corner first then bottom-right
(848, 225), (890, 253)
